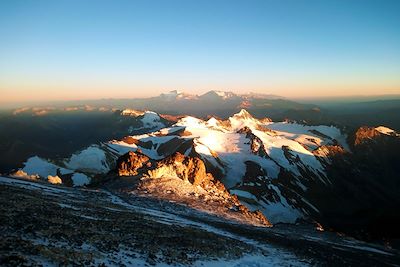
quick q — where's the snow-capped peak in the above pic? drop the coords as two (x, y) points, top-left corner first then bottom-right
(160, 90), (197, 100)
(138, 111), (165, 130)
(120, 109), (166, 131)
(233, 109), (253, 119)
(165, 90), (181, 96)
(176, 116), (206, 128)
(206, 117), (221, 127)
(213, 90), (236, 99)
(199, 90), (237, 100)
(155, 90), (285, 102)
(160, 90), (183, 100)
(141, 111), (158, 121)
(229, 109), (260, 130)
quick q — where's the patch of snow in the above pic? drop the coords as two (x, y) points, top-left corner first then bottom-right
(194, 253), (308, 267)
(242, 184), (303, 224)
(23, 156), (72, 178)
(252, 128), (325, 176)
(107, 141), (139, 155)
(206, 117), (220, 128)
(120, 109), (144, 117)
(161, 90), (185, 100)
(230, 189), (258, 202)
(108, 135), (176, 159)
(176, 116), (205, 129)
(340, 243), (393, 256)
(375, 126), (399, 137)
(0, 176), (71, 195)
(140, 111), (165, 129)
(71, 173), (91, 187)
(65, 145), (109, 173)
(262, 184), (303, 224)
(264, 122), (350, 151)
(158, 126), (185, 135)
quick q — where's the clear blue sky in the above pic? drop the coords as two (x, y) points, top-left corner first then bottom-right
(1, 0), (399, 102)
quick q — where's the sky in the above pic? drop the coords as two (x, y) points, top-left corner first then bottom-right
(0, 0), (400, 104)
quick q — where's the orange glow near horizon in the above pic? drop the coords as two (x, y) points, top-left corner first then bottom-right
(1, 79), (399, 104)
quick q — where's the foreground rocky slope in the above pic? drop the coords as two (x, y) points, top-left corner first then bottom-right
(1, 176), (399, 266)
(0, 177), (255, 266)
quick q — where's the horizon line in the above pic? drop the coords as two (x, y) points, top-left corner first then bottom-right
(1, 90), (400, 110)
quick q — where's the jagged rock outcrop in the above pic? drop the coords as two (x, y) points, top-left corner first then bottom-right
(117, 151), (211, 186)
(152, 152), (210, 186)
(115, 151), (272, 227)
(117, 150), (151, 176)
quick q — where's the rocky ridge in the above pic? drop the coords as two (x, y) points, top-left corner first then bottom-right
(113, 151), (272, 227)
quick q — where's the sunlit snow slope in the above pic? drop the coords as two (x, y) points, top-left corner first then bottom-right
(105, 109), (349, 223)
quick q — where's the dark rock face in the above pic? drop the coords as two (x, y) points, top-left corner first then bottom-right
(231, 161), (276, 202)
(282, 145), (301, 164)
(306, 126), (400, 239)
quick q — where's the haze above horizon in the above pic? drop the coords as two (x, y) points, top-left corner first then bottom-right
(1, 0), (400, 103)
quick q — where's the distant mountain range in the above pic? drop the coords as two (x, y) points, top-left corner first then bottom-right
(5, 91), (400, 130)
(121, 90), (315, 117)
(3, 90), (315, 118)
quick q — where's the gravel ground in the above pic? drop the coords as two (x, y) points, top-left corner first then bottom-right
(1, 177), (399, 266)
